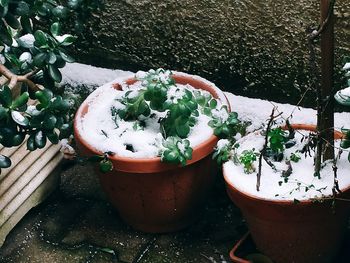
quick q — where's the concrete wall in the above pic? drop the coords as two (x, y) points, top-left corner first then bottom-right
(74, 0), (350, 106)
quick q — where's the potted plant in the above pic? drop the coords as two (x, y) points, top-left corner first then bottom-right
(217, 1), (350, 261)
(217, 53), (350, 263)
(74, 68), (240, 233)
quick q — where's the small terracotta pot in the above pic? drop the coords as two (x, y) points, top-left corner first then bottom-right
(224, 124), (350, 263)
(74, 72), (229, 233)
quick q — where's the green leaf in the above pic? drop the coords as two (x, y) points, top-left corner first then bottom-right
(20, 16), (32, 33)
(0, 22), (12, 46)
(35, 89), (52, 108)
(11, 111), (29, 126)
(48, 65), (62, 82)
(38, 2), (51, 16)
(52, 6), (69, 19)
(0, 127), (14, 147)
(0, 154), (11, 169)
(175, 122), (190, 138)
(209, 99), (217, 109)
(0, 86), (12, 107)
(340, 139), (350, 149)
(54, 54), (66, 68)
(15, 1), (30, 16)
(27, 134), (36, 151)
(163, 150), (178, 162)
(5, 13), (20, 29)
(68, 0), (79, 9)
(58, 50), (74, 63)
(47, 131), (59, 144)
(47, 52), (57, 64)
(11, 92), (29, 109)
(0, 0), (8, 8)
(34, 30), (48, 47)
(99, 159), (113, 173)
(0, 106), (7, 119)
(50, 22), (61, 36)
(34, 130), (46, 148)
(43, 114), (57, 130)
(33, 52), (48, 67)
(12, 133), (25, 146)
(58, 35), (76, 46)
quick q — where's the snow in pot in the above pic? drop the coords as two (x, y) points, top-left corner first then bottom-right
(222, 127), (350, 201)
(76, 69), (240, 165)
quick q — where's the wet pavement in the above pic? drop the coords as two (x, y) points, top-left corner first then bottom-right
(0, 161), (349, 263)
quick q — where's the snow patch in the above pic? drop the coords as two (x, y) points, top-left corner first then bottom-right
(224, 130), (350, 201)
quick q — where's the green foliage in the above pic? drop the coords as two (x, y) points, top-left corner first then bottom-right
(239, 149), (258, 174)
(160, 89), (198, 138)
(76, 152), (114, 173)
(0, 0), (97, 172)
(115, 90), (151, 120)
(289, 152), (301, 163)
(265, 127), (288, 162)
(0, 85), (72, 152)
(161, 137), (193, 166)
(212, 139), (234, 166)
(112, 69), (241, 165)
(268, 128), (287, 153)
(208, 107), (240, 138)
(0, 154), (11, 169)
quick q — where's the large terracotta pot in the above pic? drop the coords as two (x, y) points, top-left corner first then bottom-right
(223, 124), (350, 263)
(74, 72), (229, 233)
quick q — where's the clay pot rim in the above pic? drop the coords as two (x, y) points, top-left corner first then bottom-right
(223, 123), (350, 205)
(74, 72), (228, 170)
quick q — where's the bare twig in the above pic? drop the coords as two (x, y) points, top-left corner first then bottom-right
(256, 107), (279, 191)
(332, 148), (342, 194)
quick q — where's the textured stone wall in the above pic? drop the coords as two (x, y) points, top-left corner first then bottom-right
(74, 0), (350, 106)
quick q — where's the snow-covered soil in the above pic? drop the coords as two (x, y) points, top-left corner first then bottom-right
(223, 130), (350, 201)
(74, 73), (222, 158)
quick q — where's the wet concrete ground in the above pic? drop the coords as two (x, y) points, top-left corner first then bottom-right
(0, 162), (349, 263)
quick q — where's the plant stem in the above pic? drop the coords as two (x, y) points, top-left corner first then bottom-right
(256, 107), (277, 191)
(0, 63), (41, 91)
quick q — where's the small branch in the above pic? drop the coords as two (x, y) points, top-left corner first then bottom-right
(332, 148), (342, 194)
(263, 155), (276, 171)
(0, 63), (41, 91)
(256, 107), (278, 191)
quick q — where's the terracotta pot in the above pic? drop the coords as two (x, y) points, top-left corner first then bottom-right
(74, 72), (229, 233)
(224, 124), (350, 263)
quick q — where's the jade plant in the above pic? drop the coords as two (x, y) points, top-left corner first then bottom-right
(93, 68), (241, 170)
(0, 0), (99, 173)
(129, 69), (238, 165)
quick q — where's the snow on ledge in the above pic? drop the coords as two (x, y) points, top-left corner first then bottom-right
(62, 62), (350, 131)
(61, 62), (133, 93)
